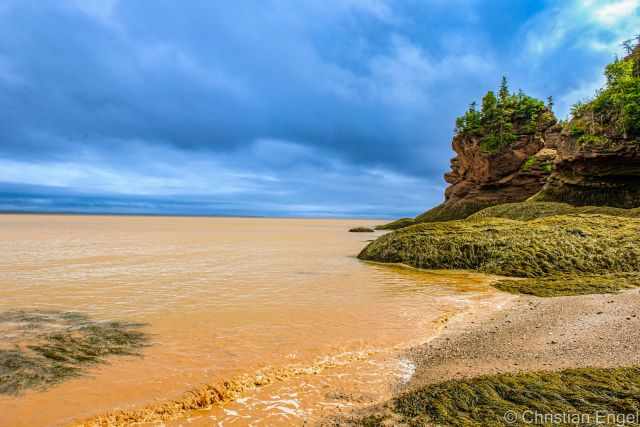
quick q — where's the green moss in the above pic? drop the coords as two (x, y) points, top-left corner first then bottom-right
(374, 218), (416, 230)
(415, 201), (493, 223)
(387, 367), (640, 426)
(0, 310), (148, 395)
(577, 134), (609, 146)
(468, 202), (640, 221)
(520, 156), (537, 171)
(358, 215), (640, 278)
(494, 272), (640, 297)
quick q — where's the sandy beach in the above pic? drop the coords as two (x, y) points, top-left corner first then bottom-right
(408, 289), (640, 385)
(327, 286), (640, 425)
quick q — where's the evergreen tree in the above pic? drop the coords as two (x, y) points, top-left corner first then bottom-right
(454, 78), (546, 152)
(499, 76), (509, 104)
(481, 91), (498, 130)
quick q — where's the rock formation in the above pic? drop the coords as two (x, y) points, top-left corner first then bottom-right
(533, 45), (640, 208)
(416, 123), (559, 222)
(376, 42), (640, 229)
(532, 135), (640, 208)
(416, 86), (560, 222)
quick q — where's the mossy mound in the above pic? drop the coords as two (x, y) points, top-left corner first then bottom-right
(374, 367), (640, 426)
(349, 227), (375, 233)
(415, 201), (492, 223)
(374, 218), (415, 230)
(0, 310), (148, 395)
(358, 215), (640, 278)
(494, 272), (640, 297)
(469, 201), (640, 221)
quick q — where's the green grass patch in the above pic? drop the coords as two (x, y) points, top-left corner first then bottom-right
(386, 367), (640, 426)
(468, 202), (640, 221)
(0, 310), (148, 395)
(494, 272), (640, 297)
(358, 215), (640, 278)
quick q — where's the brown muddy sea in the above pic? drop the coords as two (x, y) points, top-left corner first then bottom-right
(0, 215), (504, 426)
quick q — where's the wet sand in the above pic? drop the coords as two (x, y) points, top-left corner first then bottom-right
(0, 215), (505, 426)
(326, 288), (640, 426)
(407, 289), (640, 388)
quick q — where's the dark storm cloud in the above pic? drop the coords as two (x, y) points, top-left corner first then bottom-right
(0, 0), (636, 216)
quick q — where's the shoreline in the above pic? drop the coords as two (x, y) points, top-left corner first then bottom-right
(334, 286), (640, 425)
(70, 275), (505, 426)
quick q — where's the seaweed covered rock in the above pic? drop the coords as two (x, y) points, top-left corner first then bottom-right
(374, 218), (415, 230)
(358, 215), (640, 278)
(468, 201), (640, 221)
(534, 42), (640, 208)
(417, 78), (559, 222)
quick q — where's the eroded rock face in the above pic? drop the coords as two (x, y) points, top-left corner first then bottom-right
(417, 121), (560, 222)
(533, 45), (640, 208)
(533, 134), (640, 208)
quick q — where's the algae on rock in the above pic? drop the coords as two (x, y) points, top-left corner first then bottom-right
(0, 310), (148, 395)
(468, 201), (640, 221)
(359, 215), (640, 278)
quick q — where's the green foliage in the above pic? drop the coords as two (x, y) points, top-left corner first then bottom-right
(567, 39), (640, 142)
(577, 134), (608, 145)
(455, 77), (549, 153)
(521, 156), (537, 171)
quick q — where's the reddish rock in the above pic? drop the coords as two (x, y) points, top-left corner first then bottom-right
(416, 121), (560, 222)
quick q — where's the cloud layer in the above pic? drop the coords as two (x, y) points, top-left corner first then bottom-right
(0, 0), (637, 217)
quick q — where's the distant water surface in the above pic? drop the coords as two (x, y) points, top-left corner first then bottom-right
(0, 215), (502, 426)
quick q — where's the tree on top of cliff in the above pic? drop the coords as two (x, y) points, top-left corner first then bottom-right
(569, 36), (640, 144)
(455, 77), (550, 153)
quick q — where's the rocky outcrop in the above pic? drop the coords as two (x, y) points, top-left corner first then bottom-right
(532, 133), (640, 208)
(416, 119), (560, 222)
(533, 45), (640, 208)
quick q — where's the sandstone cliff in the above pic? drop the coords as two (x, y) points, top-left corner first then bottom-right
(415, 79), (560, 222)
(416, 121), (559, 222)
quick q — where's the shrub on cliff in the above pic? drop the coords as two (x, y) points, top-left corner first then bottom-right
(455, 77), (551, 153)
(568, 37), (640, 144)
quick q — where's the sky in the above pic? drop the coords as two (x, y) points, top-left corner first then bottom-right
(0, 0), (638, 218)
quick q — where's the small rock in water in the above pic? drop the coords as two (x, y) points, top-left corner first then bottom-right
(349, 227), (375, 233)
